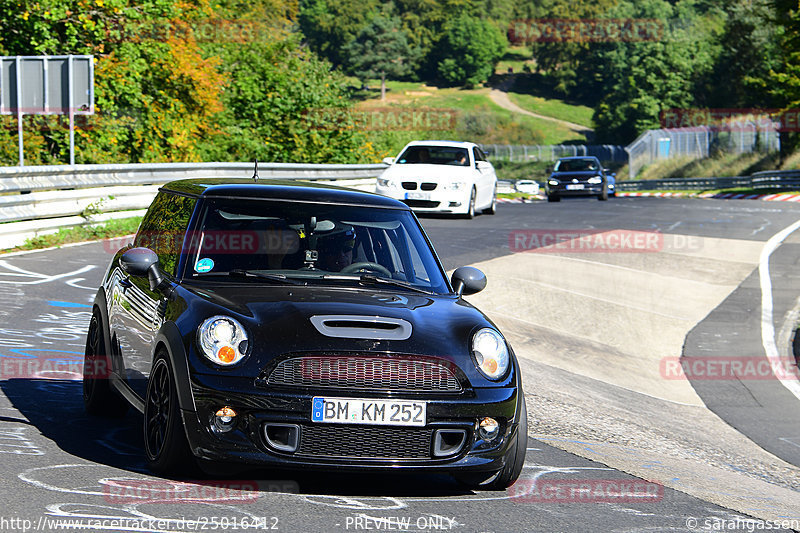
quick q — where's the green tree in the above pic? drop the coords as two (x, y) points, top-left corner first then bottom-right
(298, 0), (380, 67)
(525, 0), (618, 98)
(590, 0), (719, 143)
(0, 0), (376, 165)
(436, 14), (507, 88)
(766, 0), (800, 159)
(342, 13), (415, 99)
(701, 1), (780, 108)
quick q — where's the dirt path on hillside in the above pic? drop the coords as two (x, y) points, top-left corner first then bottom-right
(489, 77), (594, 134)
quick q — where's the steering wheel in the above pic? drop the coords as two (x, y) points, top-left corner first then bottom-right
(341, 261), (392, 277)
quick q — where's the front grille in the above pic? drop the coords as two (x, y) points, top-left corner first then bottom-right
(402, 182), (418, 190)
(297, 424), (433, 459)
(266, 356), (462, 392)
(420, 182), (437, 191)
(403, 200), (440, 208)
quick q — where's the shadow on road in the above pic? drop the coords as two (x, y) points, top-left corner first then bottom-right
(0, 378), (475, 497)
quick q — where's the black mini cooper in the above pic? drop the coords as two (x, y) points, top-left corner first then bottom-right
(83, 178), (526, 489)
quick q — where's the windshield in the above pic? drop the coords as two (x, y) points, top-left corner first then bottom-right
(181, 199), (450, 294)
(396, 146), (469, 166)
(553, 159), (599, 172)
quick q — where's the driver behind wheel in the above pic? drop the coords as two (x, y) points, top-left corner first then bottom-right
(317, 224), (356, 272)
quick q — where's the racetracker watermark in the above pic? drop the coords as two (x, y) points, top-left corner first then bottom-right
(661, 356), (800, 380)
(103, 230), (301, 255)
(105, 18), (285, 44)
(303, 107), (458, 132)
(508, 19), (664, 44)
(509, 229), (703, 253)
(660, 108), (800, 132)
(102, 479), (298, 504)
(509, 479), (664, 503)
(0, 358), (86, 380)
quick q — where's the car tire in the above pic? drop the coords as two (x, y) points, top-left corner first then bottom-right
(483, 192), (497, 215)
(456, 397), (528, 491)
(83, 310), (128, 417)
(464, 188), (476, 219)
(547, 194), (560, 203)
(144, 354), (195, 475)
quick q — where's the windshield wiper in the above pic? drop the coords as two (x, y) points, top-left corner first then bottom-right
(323, 273), (433, 294)
(228, 269), (302, 285)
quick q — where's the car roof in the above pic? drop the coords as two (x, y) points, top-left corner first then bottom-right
(556, 156), (600, 161)
(161, 178), (409, 209)
(403, 140), (477, 149)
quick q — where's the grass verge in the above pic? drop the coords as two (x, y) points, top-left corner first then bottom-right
(2, 216), (142, 254)
(616, 151), (800, 181)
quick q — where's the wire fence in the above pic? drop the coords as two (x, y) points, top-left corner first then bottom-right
(624, 126), (780, 179)
(480, 144), (627, 164)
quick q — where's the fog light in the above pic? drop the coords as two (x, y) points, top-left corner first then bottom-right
(478, 417), (499, 441)
(214, 406), (237, 432)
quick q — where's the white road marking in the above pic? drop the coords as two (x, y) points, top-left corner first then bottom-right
(759, 220), (800, 401)
(0, 260), (95, 285)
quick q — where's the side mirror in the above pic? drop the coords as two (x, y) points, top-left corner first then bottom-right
(546, 166), (553, 175)
(451, 266), (487, 296)
(382, 157), (395, 165)
(120, 247), (166, 291)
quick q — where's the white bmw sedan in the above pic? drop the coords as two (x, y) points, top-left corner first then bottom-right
(376, 141), (497, 218)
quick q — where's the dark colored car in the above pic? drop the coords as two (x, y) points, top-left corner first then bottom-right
(83, 178), (527, 490)
(545, 156), (610, 202)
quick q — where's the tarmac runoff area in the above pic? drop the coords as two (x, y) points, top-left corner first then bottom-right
(463, 232), (800, 521)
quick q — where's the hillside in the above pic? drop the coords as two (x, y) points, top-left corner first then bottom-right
(350, 78), (592, 158)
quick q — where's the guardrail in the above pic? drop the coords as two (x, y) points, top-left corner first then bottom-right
(0, 162), (387, 249)
(616, 170), (800, 191)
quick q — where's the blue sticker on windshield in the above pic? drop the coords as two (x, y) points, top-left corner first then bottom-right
(195, 258), (214, 273)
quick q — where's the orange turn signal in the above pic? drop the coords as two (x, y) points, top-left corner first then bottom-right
(217, 346), (236, 363)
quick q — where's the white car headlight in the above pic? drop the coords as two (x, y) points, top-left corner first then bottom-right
(548, 180), (559, 186)
(198, 316), (249, 365)
(472, 328), (509, 380)
(445, 181), (466, 191)
(587, 176), (602, 184)
(377, 178), (396, 188)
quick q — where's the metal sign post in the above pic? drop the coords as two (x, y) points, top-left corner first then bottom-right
(0, 55), (94, 166)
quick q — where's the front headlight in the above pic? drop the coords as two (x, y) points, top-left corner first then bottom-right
(548, 180), (559, 186)
(472, 328), (509, 380)
(587, 176), (602, 184)
(377, 178), (395, 188)
(197, 316), (249, 366)
(445, 181), (465, 191)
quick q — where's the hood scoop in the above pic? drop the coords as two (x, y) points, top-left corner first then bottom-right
(310, 315), (412, 340)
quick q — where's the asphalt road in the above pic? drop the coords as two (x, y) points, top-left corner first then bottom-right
(0, 197), (798, 532)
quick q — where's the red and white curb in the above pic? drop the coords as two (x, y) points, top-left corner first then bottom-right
(498, 192), (800, 203)
(498, 195), (544, 203)
(618, 192), (800, 202)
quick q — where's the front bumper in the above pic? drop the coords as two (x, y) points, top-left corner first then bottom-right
(376, 186), (471, 214)
(547, 184), (604, 196)
(182, 373), (522, 474)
